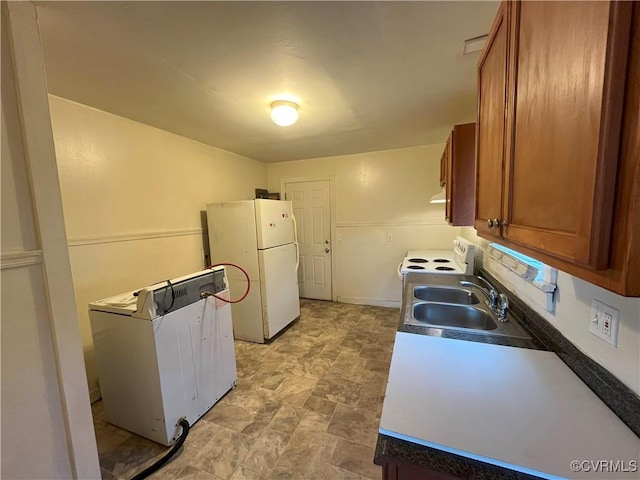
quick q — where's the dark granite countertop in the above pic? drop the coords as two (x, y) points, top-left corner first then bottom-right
(374, 434), (544, 480)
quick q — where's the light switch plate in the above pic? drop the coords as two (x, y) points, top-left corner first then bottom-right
(589, 299), (619, 347)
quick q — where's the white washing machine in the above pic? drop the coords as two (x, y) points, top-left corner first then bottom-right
(89, 267), (237, 446)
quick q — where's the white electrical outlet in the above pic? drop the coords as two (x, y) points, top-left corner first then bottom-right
(589, 299), (620, 347)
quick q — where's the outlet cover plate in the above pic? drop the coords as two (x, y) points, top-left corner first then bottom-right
(589, 299), (619, 347)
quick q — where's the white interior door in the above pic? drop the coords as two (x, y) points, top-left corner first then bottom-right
(285, 180), (332, 300)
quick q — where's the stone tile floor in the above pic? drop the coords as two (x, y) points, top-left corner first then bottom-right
(94, 299), (399, 480)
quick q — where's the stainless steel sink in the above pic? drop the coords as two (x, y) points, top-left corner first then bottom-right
(412, 302), (497, 330)
(413, 286), (479, 305)
(401, 273), (533, 342)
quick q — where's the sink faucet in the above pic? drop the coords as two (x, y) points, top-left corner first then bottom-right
(459, 276), (509, 322)
(476, 276), (499, 309)
(460, 276), (498, 308)
(497, 293), (509, 322)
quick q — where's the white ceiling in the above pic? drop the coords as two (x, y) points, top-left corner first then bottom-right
(35, 1), (499, 163)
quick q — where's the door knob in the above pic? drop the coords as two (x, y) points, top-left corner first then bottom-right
(325, 240), (330, 244)
(493, 219), (500, 228)
(487, 219), (494, 228)
(325, 248), (330, 253)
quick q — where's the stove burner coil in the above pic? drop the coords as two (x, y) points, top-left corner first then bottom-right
(408, 258), (428, 263)
(406, 265), (426, 270)
(432, 259), (451, 263)
(435, 266), (455, 271)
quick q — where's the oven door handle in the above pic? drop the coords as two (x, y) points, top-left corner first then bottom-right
(397, 262), (404, 280)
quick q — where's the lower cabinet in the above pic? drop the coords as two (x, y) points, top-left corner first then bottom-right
(378, 459), (460, 480)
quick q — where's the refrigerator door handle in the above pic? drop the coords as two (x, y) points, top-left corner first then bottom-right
(291, 213), (299, 243)
(292, 213), (300, 271)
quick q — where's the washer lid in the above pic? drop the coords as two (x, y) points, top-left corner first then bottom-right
(89, 292), (138, 316)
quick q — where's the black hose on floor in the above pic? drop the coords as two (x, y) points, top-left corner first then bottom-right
(129, 418), (190, 480)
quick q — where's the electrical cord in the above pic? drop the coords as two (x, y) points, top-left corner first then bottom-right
(163, 279), (175, 313)
(204, 262), (251, 303)
(129, 418), (190, 480)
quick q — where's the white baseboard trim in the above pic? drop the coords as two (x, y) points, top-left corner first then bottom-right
(337, 296), (401, 308)
(89, 387), (101, 404)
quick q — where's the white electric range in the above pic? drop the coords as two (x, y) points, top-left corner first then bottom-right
(398, 237), (476, 279)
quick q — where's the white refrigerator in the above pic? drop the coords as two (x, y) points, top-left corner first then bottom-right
(206, 199), (300, 343)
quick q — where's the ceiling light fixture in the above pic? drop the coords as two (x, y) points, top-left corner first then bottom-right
(430, 188), (446, 204)
(463, 34), (488, 55)
(270, 100), (299, 127)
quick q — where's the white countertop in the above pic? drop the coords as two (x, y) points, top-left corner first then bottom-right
(379, 332), (640, 479)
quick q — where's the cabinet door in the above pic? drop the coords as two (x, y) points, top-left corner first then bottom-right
(504, 0), (632, 268)
(380, 461), (460, 480)
(449, 123), (476, 226)
(443, 135), (452, 221)
(439, 139), (448, 188)
(475, 1), (509, 239)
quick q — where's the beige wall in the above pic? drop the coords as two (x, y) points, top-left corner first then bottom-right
(2, 3), (100, 477)
(49, 95), (267, 400)
(461, 227), (640, 395)
(268, 145), (461, 306)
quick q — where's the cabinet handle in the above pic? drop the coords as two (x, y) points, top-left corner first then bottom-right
(487, 219), (494, 228)
(500, 220), (508, 227)
(493, 219), (500, 228)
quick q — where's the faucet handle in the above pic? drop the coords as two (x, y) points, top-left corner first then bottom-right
(489, 289), (499, 308)
(497, 293), (509, 322)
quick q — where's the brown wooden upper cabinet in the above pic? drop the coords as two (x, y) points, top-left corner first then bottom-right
(476, 1), (509, 240)
(440, 123), (476, 226)
(476, 0), (640, 296)
(439, 136), (448, 190)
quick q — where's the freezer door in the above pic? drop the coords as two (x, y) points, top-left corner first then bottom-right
(207, 201), (260, 279)
(255, 199), (295, 249)
(258, 243), (300, 338)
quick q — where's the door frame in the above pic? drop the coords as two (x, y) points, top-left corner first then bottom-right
(281, 176), (337, 302)
(4, 2), (101, 477)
